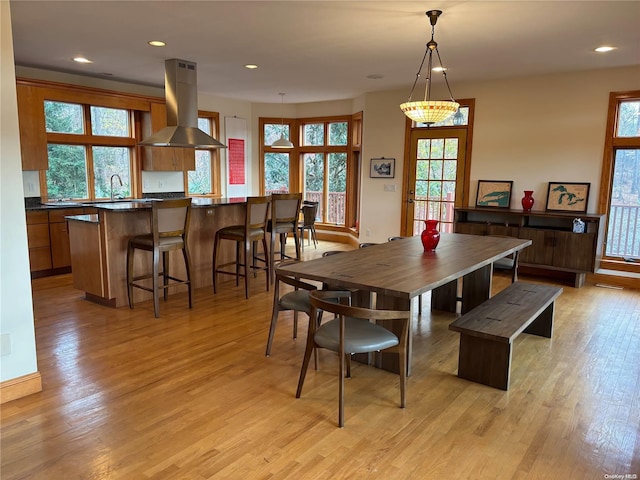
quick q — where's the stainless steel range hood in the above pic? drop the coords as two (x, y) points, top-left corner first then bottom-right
(139, 59), (226, 149)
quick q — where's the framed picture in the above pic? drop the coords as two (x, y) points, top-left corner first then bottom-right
(370, 158), (395, 178)
(475, 180), (513, 208)
(546, 182), (590, 212)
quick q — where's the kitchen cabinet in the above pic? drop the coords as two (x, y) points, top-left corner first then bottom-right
(49, 208), (84, 269)
(454, 207), (605, 287)
(16, 84), (48, 170)
(140, 103), (195, 171)
(26, 210), (51, 272)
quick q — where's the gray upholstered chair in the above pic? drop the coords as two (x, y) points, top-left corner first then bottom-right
(265, 260), (317, 356)
(296, 290), (410, 427)
(127, 198), (192, 318)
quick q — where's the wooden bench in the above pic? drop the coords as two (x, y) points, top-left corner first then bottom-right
(448, 281), (563, 390)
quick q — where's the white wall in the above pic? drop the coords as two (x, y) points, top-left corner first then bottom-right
(358, 65), (640, 243)
(1, 1), (39, 382)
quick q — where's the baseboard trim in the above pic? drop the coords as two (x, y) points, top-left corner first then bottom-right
(0, 372), (42, 404)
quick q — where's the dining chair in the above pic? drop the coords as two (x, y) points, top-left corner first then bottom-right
(127, 198), (192, 318)
(491, 236), (520, 283)
(388, 236), (424, 314)
(267, 193), (302, 284)
(296, 290), (409, 427)
(358, 242), (379, 248)
(298, 201), (319, 251)
(212, 196), (270, 299)
(265, 260), (318, 356)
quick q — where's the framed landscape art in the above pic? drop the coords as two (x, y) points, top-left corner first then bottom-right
(370, 158), (395, 178)
(546, 182), (590, 213)
(475, 180), (513, 208)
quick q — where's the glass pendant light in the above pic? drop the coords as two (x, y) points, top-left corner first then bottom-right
(272, 93), (294, 148)
(400, 10), (460, 125)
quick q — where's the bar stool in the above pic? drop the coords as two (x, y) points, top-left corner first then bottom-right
(127, 198), (193, 318)
(268, 193), (302, 284)
(212, 196), (270, 299)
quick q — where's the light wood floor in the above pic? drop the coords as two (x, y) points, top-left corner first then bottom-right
(1, 240), (639, 479)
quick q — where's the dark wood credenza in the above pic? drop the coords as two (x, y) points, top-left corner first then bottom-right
(454, 207), (606, 287)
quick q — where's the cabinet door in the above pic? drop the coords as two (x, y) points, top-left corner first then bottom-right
(141, 103), (195, 171)
(487, 225), (519, 237)
(17, 84), (48, 170)
(553, 231), (597, 272)
(519, 228), (554, 265)
(50, 222), (72, 268)
(454, 222), (486, 235)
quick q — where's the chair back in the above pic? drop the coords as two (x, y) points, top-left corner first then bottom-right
(246, 196), (270, 233)
(271, 193), (302, 224)
(388, 236), (407, 242)
(358, 242), (378, 248)
(152, 198), (192, 241)
(300, 201), (318, 227)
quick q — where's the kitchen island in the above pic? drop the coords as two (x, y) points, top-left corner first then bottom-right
(67, 198), (247, 307)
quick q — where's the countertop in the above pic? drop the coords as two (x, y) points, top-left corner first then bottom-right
(27, 197), (248, 212)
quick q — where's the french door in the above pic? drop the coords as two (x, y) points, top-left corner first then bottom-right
(404, 128), (468, 235)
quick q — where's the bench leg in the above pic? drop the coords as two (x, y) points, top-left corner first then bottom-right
(457, 334), (512, 390)
(523, 302), (555, 338)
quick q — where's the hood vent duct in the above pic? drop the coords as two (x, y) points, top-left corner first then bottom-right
(139, 59), (226, 149)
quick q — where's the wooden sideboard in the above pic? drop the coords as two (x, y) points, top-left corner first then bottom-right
(454, 207), (606, 287)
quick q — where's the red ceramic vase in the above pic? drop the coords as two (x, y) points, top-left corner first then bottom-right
(421, 219), (440, 252)
(521, 190), (534, 212)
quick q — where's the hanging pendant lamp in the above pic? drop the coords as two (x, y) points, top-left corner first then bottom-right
(272, 93), (294, 148)
(400, 10), (459, 125)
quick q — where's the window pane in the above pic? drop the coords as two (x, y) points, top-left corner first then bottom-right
(46, 144), (88, 199)
(265, 152), (290, 193)
(328, 122), (348, 145)
(328, 153), (346, 225)
(617, 101), (640, 137)
(189, 151), (212, 194)
(606, 148), (640, 259)
(303, 124), (324, 146)
(90, 106), (129, 137)
(44, 101), (83, 134)
(198, 117), (211, 134)
(265, 123), (289, 145)
(92, 147), (131, 199)
(304, 153), (324, 218)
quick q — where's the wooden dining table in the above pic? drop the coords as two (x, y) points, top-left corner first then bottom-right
(277, 233), (532, 373)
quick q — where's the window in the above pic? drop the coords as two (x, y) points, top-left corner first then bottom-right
(44, 101), (134, 200)
(260, 115), (359, 229)
(600, 92), (640, 265)
(187, 115), (221, 196)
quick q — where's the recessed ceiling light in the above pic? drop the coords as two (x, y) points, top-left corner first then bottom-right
(367, 74), (384, 80)
(148, 40), (166, 47)
(245, 64), (258, 69)
(595, 46), (616, 52)
(73, 57), (93, 64)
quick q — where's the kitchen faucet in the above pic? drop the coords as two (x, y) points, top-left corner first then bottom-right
(110, 174), (123, 201)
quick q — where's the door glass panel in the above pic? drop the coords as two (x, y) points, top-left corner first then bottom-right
(606, 148), (640, 259)
(265, 152), (290, 193)
(409, 133), (464, 235)
(92, 146), (131, 199)
(46, 144), (88, 199)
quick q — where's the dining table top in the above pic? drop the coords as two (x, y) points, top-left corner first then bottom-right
(277, 233), (532, 301)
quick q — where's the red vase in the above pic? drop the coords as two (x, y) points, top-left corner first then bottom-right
(521, 190), (534, 212)
(421, 220), (440, 252)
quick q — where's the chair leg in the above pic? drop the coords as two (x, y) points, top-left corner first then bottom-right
(270, 231), (277, 285)
(152, 247), (160, 318)
(212, 233), (219, 294)
(418, 295), (423, 314)
(265, 280), (281, 357)
(162, 251), (169, 302)
(262, 237), (269, 293)
(311, 226), (318, 248)
(339, 345), (345, 428)
(182, 246), (192, 309)
(244, 239), (251, 299)
(296, 335), (316, 399)
(126, 241), (135, 309)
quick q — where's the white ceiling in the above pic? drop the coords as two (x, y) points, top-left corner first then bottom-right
(9, 0), (640, 104)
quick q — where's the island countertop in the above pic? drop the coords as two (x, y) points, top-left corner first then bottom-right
(28, 196), (248, 211)
(66, 199), (248, 308)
